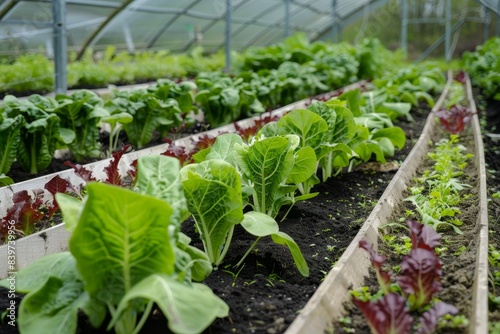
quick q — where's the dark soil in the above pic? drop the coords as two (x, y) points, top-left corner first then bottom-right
(0, 107), (429, 333)
(331, 114), (483, 333)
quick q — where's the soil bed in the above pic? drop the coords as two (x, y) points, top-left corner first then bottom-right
(0, 108), (429, 333)
(330, 123), (481, 334)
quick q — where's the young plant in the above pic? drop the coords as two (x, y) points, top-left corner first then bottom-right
(0, 157), (228, 334)
(105, 89), (183, 149)
(180, 158), (309, 276)
(53, 90), (109, 161)
(352, 220), (458, 334)
(235, 134), (316, 218)
(1, 95), (75, 174)
(0, 114), (23, 175)
(181, 159), (244, 266)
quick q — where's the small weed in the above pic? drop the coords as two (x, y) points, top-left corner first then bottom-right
(454, 245), (466, 256)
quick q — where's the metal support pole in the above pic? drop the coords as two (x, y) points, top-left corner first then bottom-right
(225, 0), (232, 73)
(401, 0), (408, 57)
(445, 0), (451, 61)
(484, 5), (490, 42)
(331, 0), (339, 43)
(497, 1), (500, 36)
(52, 0), (67, 94)
(284, 0), (290, 37)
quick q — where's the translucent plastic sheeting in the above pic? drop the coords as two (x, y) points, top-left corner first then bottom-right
(1, 0), (498, 56)
(0, 0), (393, 55)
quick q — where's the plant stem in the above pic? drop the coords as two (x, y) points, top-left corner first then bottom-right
(235, 237), (261, 268)
(216, 225), (235, 266)
(133, 301), (154, 334)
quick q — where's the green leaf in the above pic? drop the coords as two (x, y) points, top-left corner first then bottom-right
(287, 146), (317, 184)
(339, 88), (362, 116)
(377, 102), (413, 122)
(19, 276), (89, 334)
(56, 193), (83, 233)
(371, 127), (406, 150)
(205, 133), (244, 165)
(69, 183), (175, 304)
(276, 108), (328, 149)
(181, 159), (244, 265)
(235, 135), (298, 217)
(0, 115), (23, 174)
(111, 274), (229, 334)
(136, 155), (187, 226)
(375, 137), (396, 157)
(0, 174), (14, 187)
(271, 231), (309, 277)
(102, 112), (133, 128)
(241, 211), (279, 236)
(0, 252), (76, 293)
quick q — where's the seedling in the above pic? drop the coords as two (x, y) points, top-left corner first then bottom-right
(353, 220), (460, 334)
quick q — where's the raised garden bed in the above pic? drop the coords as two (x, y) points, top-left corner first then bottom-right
(0, 77), (445, 334)
(293, 72), (488, 334)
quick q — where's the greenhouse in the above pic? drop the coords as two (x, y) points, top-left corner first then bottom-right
(0, 0), (500, 333)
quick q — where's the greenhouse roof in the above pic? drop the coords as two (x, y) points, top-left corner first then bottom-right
(0, 0), (499, 57)
(0, 0), (391, 55)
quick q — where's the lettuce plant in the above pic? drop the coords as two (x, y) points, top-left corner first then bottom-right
(53, 90), (109, 161)
(181, 159), (244, 266)
(0, 156), (228, 334)
(180, 158), (309, 276)
(105, 89), (183, 149)
(1, 95), (75, 174)
(307, 100), (358, 180)
(352, 220), (458, 334)
(235, 134), (316, 218)
(0, 114), (23, 175)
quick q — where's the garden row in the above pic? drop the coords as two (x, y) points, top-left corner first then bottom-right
(298, 72), (486, 334)
(0, 34), (384, 96)
(0, 37), (397, 184)
(0, 61), (452, 334)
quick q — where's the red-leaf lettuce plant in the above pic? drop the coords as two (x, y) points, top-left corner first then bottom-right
(353, 220), (458, 334)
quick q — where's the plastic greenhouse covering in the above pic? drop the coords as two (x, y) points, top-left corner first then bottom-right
(0, 0), (499, 56)
(0, 0), (397, 55)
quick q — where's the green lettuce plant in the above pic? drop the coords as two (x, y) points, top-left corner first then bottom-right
(180, 158), (309, 276)
(53, 90), (109, 161)
(1, 95), (74, 174)
(0, 114), (23, 175)
(0, 156), (228, 334)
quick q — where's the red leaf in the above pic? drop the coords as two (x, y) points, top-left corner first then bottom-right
(359, 240), (392, 294)
(45, 175), (70, 197)
(162, 142), (193, 166)
(64, 161), (96, 182)
(191, 133), (218, 150)
(397, 248), (442, 311)
(406, 220), (441, 250)
(434, 105), (473, 134)
(418, 302), (458, 334)
(2, 190), (45, 237)
(104, 144), (131, 185)
(354, 293), (412, 334)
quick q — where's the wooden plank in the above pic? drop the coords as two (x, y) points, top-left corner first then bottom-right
(0, 224), (70, 279)
(467, 74), (489, 334)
